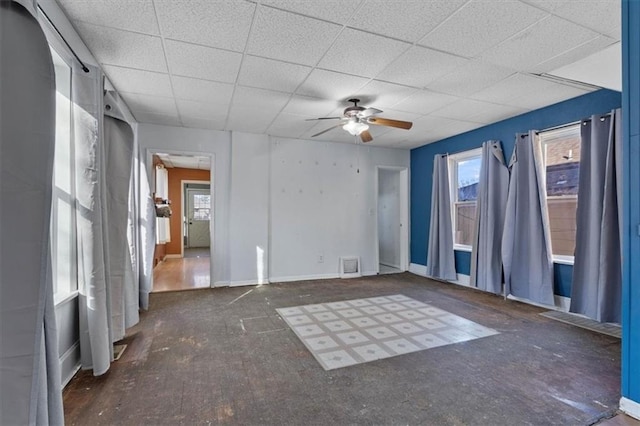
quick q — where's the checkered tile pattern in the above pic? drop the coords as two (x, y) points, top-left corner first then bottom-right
(277, 294), (499, 370)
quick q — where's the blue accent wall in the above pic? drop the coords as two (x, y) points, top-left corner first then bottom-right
(621, 0), (640, 405)
(410, 89), (621, 297)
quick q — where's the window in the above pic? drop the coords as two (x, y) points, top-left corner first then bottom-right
(449, 148), (482, 248)
(192, 194), (211, 220)
(50, 47), (78, 303)
(540, 124), (581, 262)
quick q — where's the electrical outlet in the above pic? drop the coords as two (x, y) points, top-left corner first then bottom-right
(318, 255), (324, 263)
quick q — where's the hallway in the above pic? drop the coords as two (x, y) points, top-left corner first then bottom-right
(152, 253), (210, 293)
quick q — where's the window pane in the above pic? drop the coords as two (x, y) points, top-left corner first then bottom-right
(193, 194), (211, 221)
(545, 136), (580, 196)
(454, 203), (476, 246)
(457, 157), (481, 201)
(547, 198), (578, 256)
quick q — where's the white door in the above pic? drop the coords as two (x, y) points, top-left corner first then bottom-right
(378, 169), (401, 269)
(186, 189), (210, 248)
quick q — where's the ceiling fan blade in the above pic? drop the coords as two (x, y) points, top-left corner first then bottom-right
(367, 117), (413, 130)
(358, 107), (383, 118)
(305, 116), (342, 121)
(311, 124), (343, 138)
(360, 130), (373, 143)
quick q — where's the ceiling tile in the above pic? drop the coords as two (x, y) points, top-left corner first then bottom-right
(527, 35), (617, 74)
(281, 95), (341, 117)
(165, 40), (243, 83)
(58, 0), (159, 34)
(391, 90), (460, 115)
(318, 28), (410, 78)
(180, 116), (225, 131)
(480, 16), (601, 71)
(267, 112), (319, 139)
(154, 0), (255, 52)
(353, 80), (418, 109)
(176, 99), (229, 121)
(376, 46), (467, 88)
(259, 0), (363, 24)
(350, 0), (467, 43)
(471, 73), (592, 110)
(411, 115), (483, 144)
(237, 56), (312, 93)
(102, 65), (173, 97)
(226, 105), (278, 134)
(231, 86), (292, 111)
(296, 69), (369, 100)
(134, 112), (182, 127)
(426, 60), (516, 97)
(551, 0), (621, 38)
(246, 6), (342, 66)
(119, 92), (177, 116)
(431, 98), (528, 124)
(418, 0), (548, 58)
(171, 76), (235, 104)
(74, 22), (166, 72)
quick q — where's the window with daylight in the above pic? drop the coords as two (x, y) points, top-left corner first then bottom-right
(192, 194), (211, 220)
(448, 148), (482, 248)
(540, 124), (581, 262)
(50, 46), (78, 303)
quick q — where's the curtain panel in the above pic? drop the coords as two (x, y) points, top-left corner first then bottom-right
(502, 131), (555, 306)
(0, 2), (64, 424)
(470, 141), (509, 295)
(570, 110), (623, 323)
(426, 154), (457, 280)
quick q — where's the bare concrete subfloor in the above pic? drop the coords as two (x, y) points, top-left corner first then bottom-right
(63, 273), (622, 425)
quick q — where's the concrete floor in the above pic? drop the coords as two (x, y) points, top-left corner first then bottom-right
(63, 273), (622, 425)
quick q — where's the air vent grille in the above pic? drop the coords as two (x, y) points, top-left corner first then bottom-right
(340, 256), (361, 279)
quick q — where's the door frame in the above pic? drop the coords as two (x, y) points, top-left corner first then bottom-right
(181, 180), (211, 256)
(374, 166), (410, 274)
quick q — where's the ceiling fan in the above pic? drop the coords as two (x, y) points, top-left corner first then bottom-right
(306, 98), (413, 143)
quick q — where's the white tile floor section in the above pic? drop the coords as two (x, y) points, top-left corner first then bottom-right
(277, 294), (499, 370)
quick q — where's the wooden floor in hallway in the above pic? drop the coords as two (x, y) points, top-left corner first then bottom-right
(152, 250), (210, 293)
(62, 273), (626, 425)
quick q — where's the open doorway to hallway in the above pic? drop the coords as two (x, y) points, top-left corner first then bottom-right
(150, 152), (212, 292)
(376, 167), (409, 275)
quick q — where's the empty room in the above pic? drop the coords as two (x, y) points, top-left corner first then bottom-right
(2, 0), (640, 425)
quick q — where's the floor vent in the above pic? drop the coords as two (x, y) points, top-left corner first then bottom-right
(340, 256), (361, 279)
(540, 311), (621, 338)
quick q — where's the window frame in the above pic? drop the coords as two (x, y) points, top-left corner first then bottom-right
(448, 147), (483, 251)
(539, 123), (582, 265)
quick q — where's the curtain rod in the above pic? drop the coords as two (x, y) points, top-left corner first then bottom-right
(535, 112), (613, 134)
(37, 5), (89, 73)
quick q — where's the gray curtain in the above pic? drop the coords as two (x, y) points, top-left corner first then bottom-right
(0, 2), (64, 424)
(139, 160), (155, 310)
(502, 131), (555, 305)
(471, 141), (509, 294)
(570, 110), (622, 323)
(426, 154), (457, 280)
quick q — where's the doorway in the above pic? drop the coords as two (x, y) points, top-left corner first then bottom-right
(376, 167), (409, 274)
(149, 151), (213, 292)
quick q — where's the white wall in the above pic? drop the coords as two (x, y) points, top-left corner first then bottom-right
(378, 169), (401, 268)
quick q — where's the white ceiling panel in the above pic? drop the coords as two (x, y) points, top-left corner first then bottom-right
(237, 56), (312, 93)
(296, 69), (369, 100)
(226, 105), (278, 134)
(282, 95), (341, 118)
(425, 60), (516, 97)
(392, 90), (461, 115)
(318, 28), (410, 78)
(550, 0), (621, 37)
(259, 0), (364, 25)
(154, 0), (256, 52)
(119, 92), (178, 116)
(58, 0), (160, 35)
(164, 40), (242, 83)
(102, 65), (173, 97)
(481, 16), (601, 71)
(527, 35), (617, 74)
(74, 23), (167, 72)
(246, 6), (343, 66)
(171, 76), (235, 104)
(267, 112), (319, 139)
(431, 98), (529, 124)
(549, 42), (622, 92)
(180, 116), (225, 131)
(133, 112), (181, 127)
(418, 0), (548, 58)
(471, 73), (592, 110)
(350, 0), (468, 43)
(376, 46), (467, 88)
(354, 80), (418, 109)
(176, 99), (229, 121)
(231, 86), (292, 112)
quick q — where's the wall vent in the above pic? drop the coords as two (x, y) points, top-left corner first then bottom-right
(339, 256), (361, 279)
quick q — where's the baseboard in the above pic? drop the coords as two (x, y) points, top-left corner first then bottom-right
(507, 294), (571, 312)
(408, 264), (470, 287)
(165, 254), (182, 259)
(409, 263), (427, 276)
(230, 279), (267, 287)
(620, 397), (640, 420)
(60, 342), (81, 388)
(213, 281), (230, 287)
(380, 262), (401, 269)
(269, 273), (340, 283)
(450, 273), (471, 287)
(362, 270), (378, 277)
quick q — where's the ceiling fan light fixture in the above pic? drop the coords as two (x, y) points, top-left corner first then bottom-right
(343, 120), (369, 136)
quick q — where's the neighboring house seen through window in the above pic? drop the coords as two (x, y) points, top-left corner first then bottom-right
(448, 148), (482, 249)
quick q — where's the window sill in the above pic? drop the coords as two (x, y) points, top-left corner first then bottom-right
(553, 256), (575, 266)
(453, 245), (472, 253)
(54, 290), (79, 307)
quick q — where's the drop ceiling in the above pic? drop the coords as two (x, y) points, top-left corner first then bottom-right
(56, 0), (621, 149)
